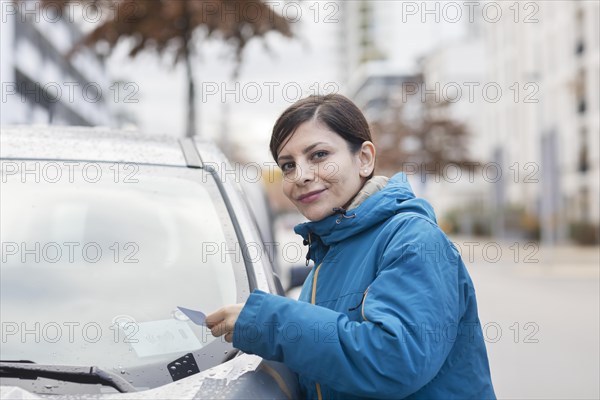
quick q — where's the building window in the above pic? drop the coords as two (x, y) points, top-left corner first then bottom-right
(575, 39), (585, 55)
(578, 128), (589, 173)
(575, 68), (587, 114)
(579, 187), (590, 221)
(575, 6), (585, 56)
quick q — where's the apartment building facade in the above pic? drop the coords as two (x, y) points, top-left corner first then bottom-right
(1, 0), (113, 127)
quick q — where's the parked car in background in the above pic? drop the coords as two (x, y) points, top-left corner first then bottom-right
(0, 126), (298, 399)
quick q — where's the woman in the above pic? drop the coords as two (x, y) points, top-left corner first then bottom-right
(206, 94), (496, 399)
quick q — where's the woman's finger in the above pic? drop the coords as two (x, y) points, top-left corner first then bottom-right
(210, 319), (236, 338)
(205, 307), (226, 328)
(210, 321), (227, 337)
(206, 304), (244, 337)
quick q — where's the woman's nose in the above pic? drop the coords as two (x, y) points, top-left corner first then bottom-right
(295, 162), (315, 185)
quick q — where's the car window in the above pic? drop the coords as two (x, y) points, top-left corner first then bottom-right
(0, 160), (249, 390)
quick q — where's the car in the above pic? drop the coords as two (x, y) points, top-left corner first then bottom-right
(0, 126), (299, 399)
(272, 212), (313, 298)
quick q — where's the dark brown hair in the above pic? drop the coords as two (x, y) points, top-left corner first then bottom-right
(269, 94), (374, 162)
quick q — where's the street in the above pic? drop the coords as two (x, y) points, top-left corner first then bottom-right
(459, 238), (600, 399)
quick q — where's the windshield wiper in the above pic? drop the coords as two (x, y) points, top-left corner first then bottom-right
(0, 361), (136, 393)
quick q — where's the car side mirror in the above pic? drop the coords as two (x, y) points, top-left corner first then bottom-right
(287, 264), (312, 291)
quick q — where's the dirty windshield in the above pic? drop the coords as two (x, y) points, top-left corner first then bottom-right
(0, 160), (248, 389)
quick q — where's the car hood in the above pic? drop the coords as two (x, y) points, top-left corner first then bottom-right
(0, 354), (299, 399)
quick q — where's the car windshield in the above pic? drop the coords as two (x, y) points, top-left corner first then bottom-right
(0, 160), (249, 391)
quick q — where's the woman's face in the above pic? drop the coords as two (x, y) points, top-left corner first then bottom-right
(276, 119), (373, 221)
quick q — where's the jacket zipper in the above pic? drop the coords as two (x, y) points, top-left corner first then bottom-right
(311, 263), (323, 400)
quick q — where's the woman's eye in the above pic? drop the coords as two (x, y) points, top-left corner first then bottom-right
(312, 151), (328, 160)
(281, 162), (295, 173)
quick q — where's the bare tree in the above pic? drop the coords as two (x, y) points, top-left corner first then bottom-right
(372, 96), (473, 177)
(37, 0), (293, 137)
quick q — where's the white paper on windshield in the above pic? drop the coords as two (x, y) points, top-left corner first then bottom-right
(120, 319), (202, 358)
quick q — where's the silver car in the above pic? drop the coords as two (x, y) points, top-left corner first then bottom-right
(0, 126), (299, 399)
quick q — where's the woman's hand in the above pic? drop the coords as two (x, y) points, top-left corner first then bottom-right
(205, 304), (244, 343)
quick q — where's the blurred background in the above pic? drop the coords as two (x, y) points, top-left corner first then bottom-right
(1, 0), (599, 398)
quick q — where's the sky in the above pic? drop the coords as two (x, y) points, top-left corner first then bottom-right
(105, 1), (465, 163)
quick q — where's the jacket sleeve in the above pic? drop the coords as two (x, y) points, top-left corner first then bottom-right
(233, 216), (461, 399)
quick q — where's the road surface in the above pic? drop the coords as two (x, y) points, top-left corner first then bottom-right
(459, 238), (600, 399)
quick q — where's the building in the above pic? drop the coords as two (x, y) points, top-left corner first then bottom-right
(1, 0), (113, 127)
(340, 1), (599, 243)
(483, 0), (600, 243)
(337, 0), (444, 86)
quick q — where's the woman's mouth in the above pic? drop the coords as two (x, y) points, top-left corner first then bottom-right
(297, 189), (326, 204)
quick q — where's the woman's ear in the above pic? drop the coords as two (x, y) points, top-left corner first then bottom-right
(358, 141), (376, 177)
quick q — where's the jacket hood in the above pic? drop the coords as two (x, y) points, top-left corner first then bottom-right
(294, 172), (436, 246)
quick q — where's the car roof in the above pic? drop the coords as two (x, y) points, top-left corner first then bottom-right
(0, 125), (220, 167)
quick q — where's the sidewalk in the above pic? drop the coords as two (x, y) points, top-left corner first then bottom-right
(449, 235), (600, 278)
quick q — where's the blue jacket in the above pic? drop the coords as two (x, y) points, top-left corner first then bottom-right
(233, 172), (496, 399)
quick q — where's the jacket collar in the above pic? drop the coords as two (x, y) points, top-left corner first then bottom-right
(346, 175), (390, 210)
